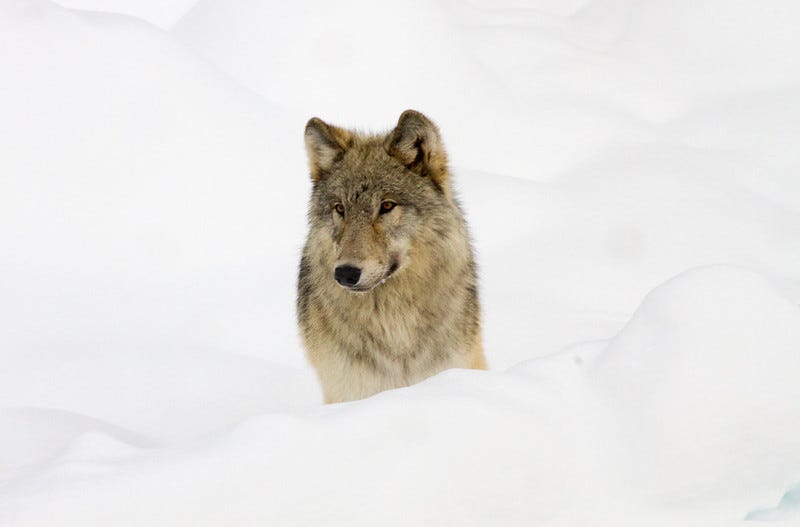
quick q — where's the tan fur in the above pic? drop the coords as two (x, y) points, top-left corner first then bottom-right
(298, 110), (486, 403)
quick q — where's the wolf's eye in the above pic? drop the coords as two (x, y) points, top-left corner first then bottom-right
(379, 201), (396, 214)
(334, 203), (345, 216)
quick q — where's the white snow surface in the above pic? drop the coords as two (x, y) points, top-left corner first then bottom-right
(1, 0), (799, 525)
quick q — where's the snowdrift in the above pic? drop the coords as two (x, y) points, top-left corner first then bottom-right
(2, 267), (799, 526)
(2, 0), (799, 525)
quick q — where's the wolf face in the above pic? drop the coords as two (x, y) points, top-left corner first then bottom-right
(304, 110), (453, 293)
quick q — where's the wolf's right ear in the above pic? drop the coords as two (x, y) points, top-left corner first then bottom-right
(304, 118), (352, 181)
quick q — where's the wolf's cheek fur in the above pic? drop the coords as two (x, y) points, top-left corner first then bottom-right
(381, 206), (413, 265)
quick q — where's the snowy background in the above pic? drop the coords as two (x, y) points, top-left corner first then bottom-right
(1, 0), (799, 524)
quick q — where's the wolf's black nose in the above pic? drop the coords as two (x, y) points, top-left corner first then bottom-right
(334, 265), (361, 287)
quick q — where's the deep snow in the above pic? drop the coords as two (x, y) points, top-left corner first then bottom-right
(2, 0), (800, 525)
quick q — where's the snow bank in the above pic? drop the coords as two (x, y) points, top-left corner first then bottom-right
(586, 267), (800, 517)
(0, 0), (319, 444)
(173, 0), (800, 187)
(2, 267), (798, 526)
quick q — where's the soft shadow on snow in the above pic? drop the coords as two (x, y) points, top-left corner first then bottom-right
(747, 482), (800, 522)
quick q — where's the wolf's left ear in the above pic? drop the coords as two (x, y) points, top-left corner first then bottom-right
(384, 110), (448, 188)
(305, 117), (353, 181)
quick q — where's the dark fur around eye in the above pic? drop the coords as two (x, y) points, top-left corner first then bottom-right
(379, 201), (396, 214)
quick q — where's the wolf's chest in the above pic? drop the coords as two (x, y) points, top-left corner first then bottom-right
(357, 304), (457, 375)
(353, 304), (427, 354)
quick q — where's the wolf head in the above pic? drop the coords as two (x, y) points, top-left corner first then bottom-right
(303, 110), (462, 293)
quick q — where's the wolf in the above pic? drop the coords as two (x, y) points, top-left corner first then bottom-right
(297, 110), (486, 403)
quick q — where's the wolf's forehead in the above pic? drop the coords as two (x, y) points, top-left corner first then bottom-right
(341, 147), (395, 176)
(335, 174), (391, 203)
(332, 152), (404, 195)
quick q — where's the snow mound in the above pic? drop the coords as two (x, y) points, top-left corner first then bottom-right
(0, 407), (151, 479)
(173, 0), (800, 184)
(2, 266), (798, 526)
(0, 0), (318, 444)
(0, 0), (309, 366)
(587, 266), (800, 516)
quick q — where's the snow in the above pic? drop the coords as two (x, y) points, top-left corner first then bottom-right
(50, 0), (197, 29)
(748, 483), (800, 522)
(2, 267), (799, 525)
(1, 0), (799, 525)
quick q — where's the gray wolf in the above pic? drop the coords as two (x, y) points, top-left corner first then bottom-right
(297, 110), (486, 403)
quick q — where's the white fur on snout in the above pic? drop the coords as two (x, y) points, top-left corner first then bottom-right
(351, 261), (386, 290)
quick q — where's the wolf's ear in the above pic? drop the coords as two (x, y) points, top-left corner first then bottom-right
(384, 110), (448, 188)
(304, 117), (352, 181)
